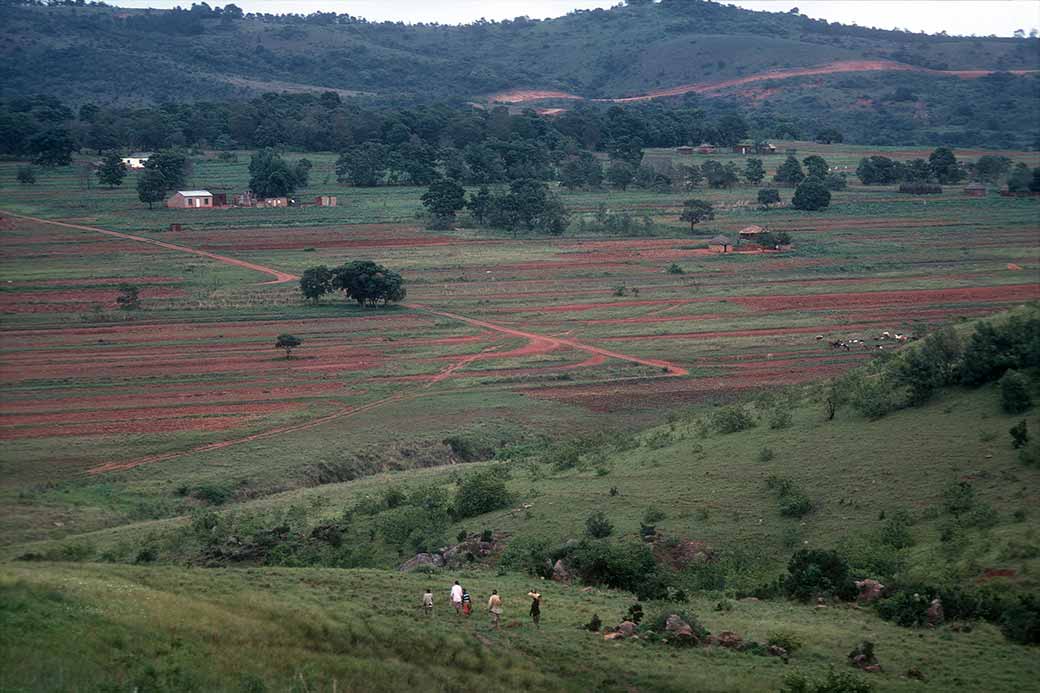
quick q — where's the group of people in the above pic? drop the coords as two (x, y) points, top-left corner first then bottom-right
(422, 581), (541, 630)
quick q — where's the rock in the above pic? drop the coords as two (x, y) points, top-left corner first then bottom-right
(926, 598), (944, 627)
(767, 645), (789, 660)
(552, 559), (573, 583)
(716, 631), (743, 649)
(739, 597), (760, 603)
(664, 614), (697, 643)
(398, 552), (444, 572)
(603, 631), (624, 641)
(617, 620), (637, 638)
(848, 641), (880, 672)
(863, 665), (882, 673)
(855, 578), (885, 603)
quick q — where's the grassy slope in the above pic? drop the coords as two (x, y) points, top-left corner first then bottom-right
(2, 562), (1038, 693)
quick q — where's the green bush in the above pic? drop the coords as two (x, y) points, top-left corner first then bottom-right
(767, 629), (803, 653)
(191, 483), (235, 505)
(565, 540), (658, 593)
(711, 405), (756, 434)
(781, 669), (873, 693)
(999, 370), (1033, 414)
(585, 511), (614, 538)
(453, 468), (511, 519)
(784, 549), (856, 601)
(499, 535), (554, 578)
(879, 509), (914, 549)
(1010, 419), (1029, 449)
(942, 481), (977, 517)
(768, 407), (793, 430)
(642, 507), (667, 524)
(757, 447), (776, 463)
(1001, 594), (1040, 644)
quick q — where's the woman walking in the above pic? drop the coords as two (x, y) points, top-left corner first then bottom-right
(487, 590), (503, 630)
(527, 589), (542, 627)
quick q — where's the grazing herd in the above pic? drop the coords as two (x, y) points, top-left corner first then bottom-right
(817, 331), (914, 352)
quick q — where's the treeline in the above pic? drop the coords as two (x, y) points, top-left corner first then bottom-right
(856, 149), (1040, 190)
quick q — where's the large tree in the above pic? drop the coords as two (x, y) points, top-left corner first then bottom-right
(702, 160), (739, 189)
(248, 148), (306, 198)
(773, 155), (805, 186)
(299, 265), (334, 304)
(29, 128), (77, 167)
(335, 142), (389, 187)
(421, 179), (467, 229)
(680, 199), (715, 229)
(96, 153), (127, 188)
(802, 155), (829, 180)
(136, 168), (167, 209)
(928, 147), (964, 184)
(332, 261), (406, 306)
(791, 179), (831, 210)
(144, 150), (188, 190)
(744, 158), (765, 185)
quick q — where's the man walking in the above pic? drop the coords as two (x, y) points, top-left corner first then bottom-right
(450, 580), (463, 616)
(422, 588), (434, 617)
(488, 589), (503, 629)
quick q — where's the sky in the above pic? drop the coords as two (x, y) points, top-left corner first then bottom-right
(110, 0), (1040, 37)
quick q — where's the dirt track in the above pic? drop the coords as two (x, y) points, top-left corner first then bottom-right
(1, 211), (687, 472)
(488, 60), (1039, 105)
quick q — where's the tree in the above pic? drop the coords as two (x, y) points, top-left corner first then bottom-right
(758, 188), (781, 206)
(467, 186), (493, 224)
(144, 150), (189, 190)
(136, 168), (167, 209)
(335, 142), (389, 186)
(815, 128), (843, 144)
(332, 260), (406, 306)
(928, 147), (964, 184)
(1008, 163), (1032, 192)
(773, 155), (805, 185)
(421, 179), (467, 229)
(680, 199), (714, 229)
(275, 334), (302, 359)
(585, 511), (614, 539)
(802, 155), (829, 180)
(702, 159), (739, 188)
(606, 160), (635, 190)
(744, 158), (765, 184)
(299, 265), (333, 304)
(96, 153), (127, 188)
(560, 151), (603, 190)
(1000, 370), (1033, 414)
(453, 469), (510, 519)
(973, 155), (1011, 184)
(856, 156), (905, 185)
(16, 165), (35, 185)
(249, 149), (304, 198)
(678, 163), (703, 189)
(792, 179), (831, 210)
(116, 283), (140, 310)
(29, 128), (77, 167)
(825, 173), (848, 191)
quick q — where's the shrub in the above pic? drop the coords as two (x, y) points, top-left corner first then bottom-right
(1001, 594), (1040, 644)
(585, 511), (614, 539)
(758, 188), (781, 206)
(768, 407), (793, 430)
(711, 404), (756, 434)
(999, 370), (1032, 414)
(480, 528), (494, 542)
(1010, 419), (1029, 449)
(565, 540), (658, 593)
(876, 590), (930, 626)
(16, 165), (36, 185)
(643, 609), (710, 646)
(784, 549), (856, 601)
(757, 447), (776, 463)
(824, 173), (847, 191)
(942, 481), (976, 517)
(192, 483), (234, 505)
(666, 263), (684, 274)
(791, 179), (831, 210)
(499, 535), (554, 577)
(453, 468), (511, 519)
(879, 509), (914, 549)
(779, 493), (813, 518)
(898, 182), (942, 194)
(781, 669), (873, 693)
(642, 507), (666, 524)
(767, 629), (803, 653)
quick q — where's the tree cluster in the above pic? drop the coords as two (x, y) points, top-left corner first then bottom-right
(299, 261), (406, 306)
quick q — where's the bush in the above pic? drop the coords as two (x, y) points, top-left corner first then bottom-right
(642, 507), (666, 524)
(768, 407), (793, 430)
(767, 629), (803, 653)
(898, 182), (942, 194)
(565, 540), (658, 593)
(824, 173), (848, 191)
(585, 511), (614, 538)
(499, 535), (554, 578)
(942, 481), (976, 517)
(757, 447), (776, 463)
(453, 468), (511, 519)
(192, 483), (235, 505)
(767, 475), (814, 518)
(1001, 594), (1040, 644)
(791, 179), (831, 210)
(999, 370), (1032, 414)
(711, 405), (756, 434)
(879, 509), (914, 549)
(757, 188), (781, 206)
(1008, 418), (1030, 449)
(666, 263), (684, 274)
(781, 669), (873, 693)
(876, 590), (930, 626)
(16, 165), (36, 185)
(784, 549), (856, 601)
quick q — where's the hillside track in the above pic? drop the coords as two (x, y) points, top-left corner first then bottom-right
(489, 60), (1040, 105)
(1, 212), (687, 473)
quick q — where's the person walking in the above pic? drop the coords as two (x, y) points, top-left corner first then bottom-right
(461, 587), (472, 617)
(527, 589), (542, 627)
(450, 580), (463, 616)
(422, 588), (434, 617)
(488, 590), (503, 629)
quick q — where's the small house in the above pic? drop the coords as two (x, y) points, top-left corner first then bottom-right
(759, 142), (778, 155)
(738, 225), (766, 241)
(733, 140), (755, 155)
(315, 195), (338, 207)
(676, 146), (695, 156)
(697, 143), (717, 154)
(963, 182), (987, 197)
(166, 190), (213, 209)
(708, 235), (734, 253)
(121, 152), (152, 170)
(212, 192), (228, 207)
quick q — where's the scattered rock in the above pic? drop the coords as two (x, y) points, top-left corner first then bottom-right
(926, 598), (944, 627)
(552, 559), (573, 583)
(716, 631), (744, 649)
(603, 631), (624, 641)
(617, 620), (637, 638)
(855, 578), (885, 603)
(767, 645), (789, 660)
(398, 552), (445, 572)
(848, 640), (881, 672)
(664, 614), (697, 644)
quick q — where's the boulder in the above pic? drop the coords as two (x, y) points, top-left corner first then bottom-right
(848, 641), (880, 672)
(552, 559), (573, 583)
(716, 631), (744, 649)
(603, 631), (624, 641)
(617, 620), (638, 638)
(398, 552), (444, 572)
(855, 578), (885, 603)
(664, 614), (697, 643)
(926, 598), (944, 627)
(767, 645), (789, 660)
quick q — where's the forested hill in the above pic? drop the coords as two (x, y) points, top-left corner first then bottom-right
(1, 0), (1039, 147)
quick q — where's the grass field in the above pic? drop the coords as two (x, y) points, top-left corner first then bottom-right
(1, 141), (1038, 691)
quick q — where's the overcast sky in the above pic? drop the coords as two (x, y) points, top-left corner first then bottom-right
(110, 0), (1040, 37)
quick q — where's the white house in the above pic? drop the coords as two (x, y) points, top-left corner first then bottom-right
(166, 190), (213, 209)
(121, 152), (153, 170)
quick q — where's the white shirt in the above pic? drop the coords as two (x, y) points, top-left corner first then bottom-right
(450, 584), (463, 603)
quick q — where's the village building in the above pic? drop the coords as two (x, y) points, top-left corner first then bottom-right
(738, 224), (766, 243)
(315, 195), (338, 207)
(256, 197), (289, 208)
(121, 152), (152, 169)
(697, 143), (717, 154)
(166, 190), (213, 209)
(963, 182), (987, 197)
(676, 146), (694, 156)
(733, 140), (755, 155)
(708, 234), (734, 253)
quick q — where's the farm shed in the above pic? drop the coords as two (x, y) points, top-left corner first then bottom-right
(256, 197), (288, 208)
(166, 190), (213, 209)
(708, 235), (734, 253)
(733, 141), (755, 155)
(738, 225), (766, 241)
(121, 152), (152, 169)
(963, 182), (987, 197)
(697, 143), (717, 154)
(676, 146), (694, 156)
(315, 195), (338, 207)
